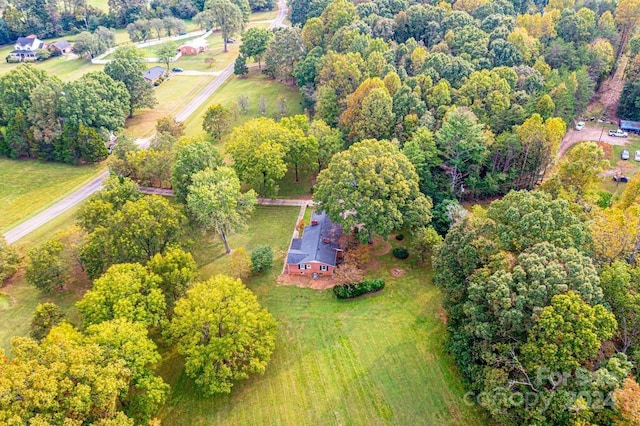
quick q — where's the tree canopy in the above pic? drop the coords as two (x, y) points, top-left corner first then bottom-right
(169, 275), (276, 394)
(186, 166), (257, 254)
(314, 139), (432, 242)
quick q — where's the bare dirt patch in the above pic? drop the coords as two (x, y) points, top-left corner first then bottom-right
(277, 273), (337, 290)
(370, 237), (391, 256)
(558, 55), (630, 158)
(436, 306), (448, 324)
(390, 268), (405, 277)
(598, 141), (613, 158)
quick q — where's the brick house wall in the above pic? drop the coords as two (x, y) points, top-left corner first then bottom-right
(286, 261), (335, 276)
(179, 45), (198, 55)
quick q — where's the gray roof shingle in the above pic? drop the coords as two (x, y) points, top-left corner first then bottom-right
(286, 211), (342, 266)
(144, 66), (166, 80)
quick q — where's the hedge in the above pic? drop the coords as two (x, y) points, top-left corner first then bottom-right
(333, 278), (385, 299)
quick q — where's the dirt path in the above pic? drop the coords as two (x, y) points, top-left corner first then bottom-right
(558, 55), (629, 158)
(595, 54), (628, 122)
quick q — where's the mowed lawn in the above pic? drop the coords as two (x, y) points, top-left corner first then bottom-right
(183, 70), (304, 139)
(159, 206), (486, 425)
(0, 159), (103, 232)
(124, 74), (213, 138)
(0, 202), (89, 354)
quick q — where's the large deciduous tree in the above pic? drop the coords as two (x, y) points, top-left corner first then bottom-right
(0, 236), (20, 284)
(339, 78), (395, 143)
(59, 72), (130, 132)
(76, 263), (166, 327)
(0, 64), (51, 125)
(25, 238), (67, 293)
(187, 167), (257, 254)
(0, 324), (134, 424)
(435, 107), (489, 195)
(80, 196), (186, 279)
(239, 27), (272, 69)
(84, 318), (169, 423)
(314, 139), (432, 242)
(171, 137), (223, 203)
(541, 141), (607, 205)
(156, 41), (178, 71)
(225, 117), (290, 196)
(522, 291), (616, 372)
(202, 103), (231, 140)
(205, 0), (244, 52)
(309, 119), (343, 171)
(169, 274), (277, 394)
(146, 247), (197, 310)
(264, 27), (306, 82)
(105, 46), (157, 117)
(279, 114), (319, 182)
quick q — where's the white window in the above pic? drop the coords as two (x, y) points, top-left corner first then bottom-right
(299, 264), (311, 270)
(320, 265), (328, 271)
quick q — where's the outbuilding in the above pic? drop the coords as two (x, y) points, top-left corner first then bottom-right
(178, 38), (209, 55)
(620, 120), (640, 134)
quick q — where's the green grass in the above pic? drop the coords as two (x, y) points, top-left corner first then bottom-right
(87, 0), (109, 12)
(0, 202), (88, 354)
(0, 159), (104, 232)
(0, 202), (485, 424)
(124, 74), (213, 138)
(248, 10), (278, 21)
(183, 70), (304, 138)
(159, 207), (486, 425)
(188, 205), (299, 278)
(277, 168), (315, 199)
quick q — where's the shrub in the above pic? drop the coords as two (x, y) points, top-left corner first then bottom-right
(392, 247), (409, 259)
(251, 245), (273, 273)
(0, 236), (21, 283)
(333, 278), (385, 299)
(395, 234), (404, 241)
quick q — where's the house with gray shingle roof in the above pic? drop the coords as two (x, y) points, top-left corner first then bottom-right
(143, 66), (166, 83)
(286, 211), (343, 276)
(50, 40), (72, 55)
(7, 35), (45, 62)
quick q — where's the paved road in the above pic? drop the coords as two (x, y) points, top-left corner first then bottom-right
(137, 0), (288, 149)
(3, 1), (289, 244)
(4, 170), (110, 244)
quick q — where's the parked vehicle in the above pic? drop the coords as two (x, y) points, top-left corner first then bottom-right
(575, 122), (585, 130)
(613, 175), (630, 182)
(609, 129), (629, 138)
(635, 151), (640, 162)
(172, 67), (183, 72)
(622, 149), (630, 160)
(226, 38), (235, 43)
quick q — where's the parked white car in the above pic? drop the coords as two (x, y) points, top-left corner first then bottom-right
(634, 150), (640, 162)
(622, 149), (630, 160)
(575, 121), (585, 130)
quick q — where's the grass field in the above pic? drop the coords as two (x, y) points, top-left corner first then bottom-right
(158, 206), (486, 425)
(87, 0), (109, 12)
(183, 69), (304, 138)
(0, 202), (88, 354)
(0, 200), (485, 424)
(0, 159), (103, 232)
(124, 74), (213, 138)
